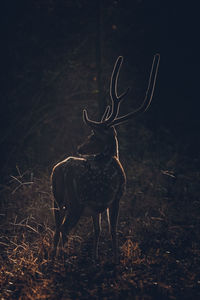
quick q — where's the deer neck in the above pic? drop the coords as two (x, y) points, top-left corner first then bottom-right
(86, 135), (119, 162)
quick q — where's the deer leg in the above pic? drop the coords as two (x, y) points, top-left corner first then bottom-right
(108, 199), (120, 263)
(52, 199), (63, 259)
(52, 229), (61, 258)
(61, 207), (82, 248)
(59, 174), (83, 251)
(92, 214), (101, 260)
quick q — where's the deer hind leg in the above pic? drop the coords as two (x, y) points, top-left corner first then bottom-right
(52, 229), (61, 258)
(52, 172), (82, 259)
(108, 199), (120, 264)
(52, 198), (63, 258)
(61, 206), (82, 250)
(60, 176), (83, 256)
(92, 214), (101, 261)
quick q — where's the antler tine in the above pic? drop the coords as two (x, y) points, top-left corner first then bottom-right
(104, 56), (130, 124)
(101, 105), (111, 122)
(83, 109), (100, 128)
(108, 54), (160, 127)
(82, 56), (129, 128)
(83, 106), (111, 128)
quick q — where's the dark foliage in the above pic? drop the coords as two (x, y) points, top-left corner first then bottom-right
(0, 0), (200, 299)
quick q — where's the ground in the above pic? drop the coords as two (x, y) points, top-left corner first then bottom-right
(0, 151), (200, 299)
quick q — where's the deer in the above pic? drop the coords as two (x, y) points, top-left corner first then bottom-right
(51, 54), (160, 263)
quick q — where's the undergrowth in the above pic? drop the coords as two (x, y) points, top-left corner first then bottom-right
(0, 155), (200, 299)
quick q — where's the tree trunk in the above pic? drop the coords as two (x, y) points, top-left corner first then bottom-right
(96, 0), (106, 120)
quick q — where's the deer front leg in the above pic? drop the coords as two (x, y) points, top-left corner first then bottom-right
(92, 214), (101, 261)
(108, 199), (120, 264)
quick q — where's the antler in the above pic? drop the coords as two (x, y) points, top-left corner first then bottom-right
(103, 56), (130, 124)
(108, 54), (160, 127)
(83, 54), (160, 128)
(83, 56), (129, 128)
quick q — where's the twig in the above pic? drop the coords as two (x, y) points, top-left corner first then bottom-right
(10, 222), (40, 234)
(10, 175), (22, 185)
(0, 241), (10, 247)
(11, 181), (33, 194)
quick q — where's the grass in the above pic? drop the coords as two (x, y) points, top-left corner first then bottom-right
(0, 151), (200, 299)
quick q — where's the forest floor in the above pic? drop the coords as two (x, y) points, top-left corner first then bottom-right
(0, 153), (200, 299)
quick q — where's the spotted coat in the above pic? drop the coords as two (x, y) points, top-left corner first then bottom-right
(51, 155), (126, 216)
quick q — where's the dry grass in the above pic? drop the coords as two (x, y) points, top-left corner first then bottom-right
(0, 156), (200, 299)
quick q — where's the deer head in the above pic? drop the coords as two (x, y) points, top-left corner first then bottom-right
(77, 54), (160, 158)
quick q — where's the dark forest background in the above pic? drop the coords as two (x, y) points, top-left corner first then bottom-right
(1, 1), (200, 299)
(0, 0), (199, 180)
